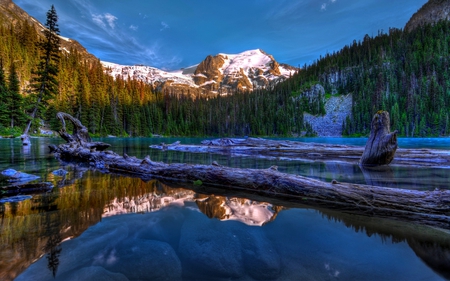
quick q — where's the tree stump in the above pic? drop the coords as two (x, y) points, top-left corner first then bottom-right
(20, 134), (30, 146)
(360, 111), (398, 166)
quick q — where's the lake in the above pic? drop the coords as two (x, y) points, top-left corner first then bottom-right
(1, 137), (450, 280)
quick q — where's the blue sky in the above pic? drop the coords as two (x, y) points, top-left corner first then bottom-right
(15, 0), (428, 70)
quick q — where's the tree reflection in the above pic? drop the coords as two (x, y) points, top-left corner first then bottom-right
(408, 240), (450, 280)
(2, 170), (450, 281)
(318, 207), (450, 280)
(44, 233), (62, 278)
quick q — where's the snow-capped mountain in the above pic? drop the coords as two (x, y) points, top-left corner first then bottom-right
(102, 49), (297, 96)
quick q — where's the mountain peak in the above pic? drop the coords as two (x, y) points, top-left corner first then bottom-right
(405, 0), (450, 32)
(102, 49), (297, 96)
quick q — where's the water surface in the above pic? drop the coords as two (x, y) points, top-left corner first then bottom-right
(0, 137), (449, 280)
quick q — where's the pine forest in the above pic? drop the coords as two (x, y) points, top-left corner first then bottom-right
(1, 15), (450, 138)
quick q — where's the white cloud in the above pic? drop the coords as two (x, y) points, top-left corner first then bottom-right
(321, 0), (337, 11)
(92, 13), (106, 28)
(129, 24), (138, 31)
(160, 21), (169, 31)
(104, 13), (117, 29)
(91, 12), (117, 29)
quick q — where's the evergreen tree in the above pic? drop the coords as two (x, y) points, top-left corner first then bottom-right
(7, 63), (27, 128)
(0, 60), (9, 127)
(0, 60), (8, 128)
(22, 5), (60, 141)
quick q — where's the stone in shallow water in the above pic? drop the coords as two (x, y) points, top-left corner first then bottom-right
(16, 224), (129, 281)
(135, 205), (186, 249)
(52, 169), (68, 176)
(102, 238), (182, 281)
(178, 211), (244, 278)
(1, 168), (40, 183)
(237, 227), (281, 280)
(57, 266), (129, 281)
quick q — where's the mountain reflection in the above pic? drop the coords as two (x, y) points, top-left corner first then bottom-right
(0, 171), (278, 280)
(1, 169), (450, 280)
(195, 194), (280, 226)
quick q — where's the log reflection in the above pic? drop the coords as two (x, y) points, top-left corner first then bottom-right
(360, 165), (397, 188)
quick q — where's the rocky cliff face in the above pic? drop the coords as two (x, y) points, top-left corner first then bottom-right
(193, 49), (294, 94)
(103, 49), (297, 96)
(0, 0), (97, 64)
(405, 0), (450, 32)
(303, 93), (352, 137)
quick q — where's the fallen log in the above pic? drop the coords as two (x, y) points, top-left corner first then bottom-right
(150, 137), (450, 168)
(49, 112), (450, 229)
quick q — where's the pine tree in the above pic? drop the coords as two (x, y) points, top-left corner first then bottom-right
(0, 59), (8, 128)
(22, 5), (60, 144)
(7, 63), (27, 128)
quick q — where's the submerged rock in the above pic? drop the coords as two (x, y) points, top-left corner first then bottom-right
(178, 211), (244, 278)
(57, 266), (128, 281)
(1, 168), (40, 183)
(52, 169), (68, 176)
(178, 210), (281, 280)
(103, 239), (182, 281)
(237, 227), (281, 280)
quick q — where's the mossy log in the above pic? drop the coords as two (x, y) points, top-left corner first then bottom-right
(49, 113), (450, 229)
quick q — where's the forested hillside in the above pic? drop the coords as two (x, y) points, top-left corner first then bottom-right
(0, 17), (159, 137)
(286, 21), (450, 137)
(1, 3), (450, 138)
(0, 13), (310, 137)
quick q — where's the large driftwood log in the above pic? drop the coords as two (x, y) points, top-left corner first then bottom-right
(48, 113), (450, 229)
(360, 110), (398, 166)
(149, 137), (450, 168)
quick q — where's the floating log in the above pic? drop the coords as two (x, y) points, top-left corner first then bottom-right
(360, 111), (398, 166)
(150, 137), (450, 168)
(49, 113), (450, 229)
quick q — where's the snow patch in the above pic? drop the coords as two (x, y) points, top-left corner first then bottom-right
(101, 49), (296, 93)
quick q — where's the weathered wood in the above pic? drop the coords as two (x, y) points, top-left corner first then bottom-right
(53, 112), (111, 152)
(49, 113), (450, 229)
(20, 134), (30, 146)
(150, 137), (450, 168)
(360, 110), (398, 166)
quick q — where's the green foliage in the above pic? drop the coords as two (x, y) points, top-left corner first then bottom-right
(0, 125), (22, 137)
(303, 121), (317, 137)
(2, 7), (450, 138)
(286, 22), (450, 137)
(193, 180), (203, 186)
(21, 5), (61, 136)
